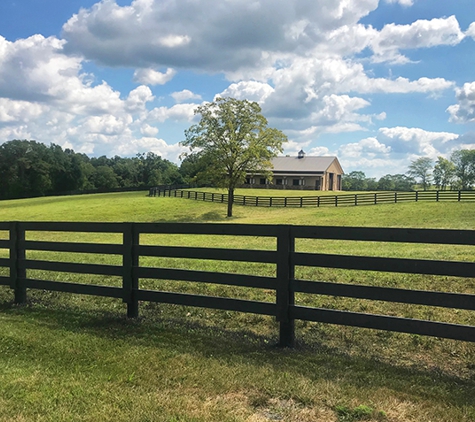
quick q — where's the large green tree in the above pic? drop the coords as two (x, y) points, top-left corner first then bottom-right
(407, 157), (432, 191)
(433, 156), (456, 190)
(182, 97), (287, 217)
(451, 149), (475, 190)
(342, 171), (368, 191)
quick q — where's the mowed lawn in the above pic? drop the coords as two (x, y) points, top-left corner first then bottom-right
(1, 191), (475, 421)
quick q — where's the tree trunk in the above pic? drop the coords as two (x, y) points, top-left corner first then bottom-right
(227, 187), (234, 217)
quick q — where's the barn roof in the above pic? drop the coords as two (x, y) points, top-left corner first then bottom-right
(270, 156), (342, 173)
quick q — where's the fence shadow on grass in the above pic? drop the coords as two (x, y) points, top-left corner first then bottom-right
(1, 300), (474, 413)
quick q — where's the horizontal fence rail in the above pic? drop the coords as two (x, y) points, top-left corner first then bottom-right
(152, 188), (475, 208)
(1, 222), (475, 346)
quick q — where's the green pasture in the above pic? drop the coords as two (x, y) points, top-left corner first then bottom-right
(1, 191), (475, 421)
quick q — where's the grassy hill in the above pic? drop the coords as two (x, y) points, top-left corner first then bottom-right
(1, 191), (475, 421)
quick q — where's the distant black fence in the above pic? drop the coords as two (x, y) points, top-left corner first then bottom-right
(148, 185), (193, 197)
(151, 188), (475, 208)
(2, 221), (475, 346)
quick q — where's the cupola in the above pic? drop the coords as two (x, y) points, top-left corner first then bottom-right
(298, 149), (305, 159)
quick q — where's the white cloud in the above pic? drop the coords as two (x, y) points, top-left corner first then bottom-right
(140, 124), (159, 137)
(0, 98), (44, 123)
(0, 0), (472, 173)
(171, 89), (202, 103)
(337, 127), (461, 177)
(133, 68), (176, 85)
(61, 0), (380, 71)
(113, 138), (186, 160)
(126, 85), (155, 111)
(148, 103), (197, 123)
(307, 146), (331, 156)
(467, 22), (475, 39)
(371, 16), (465, 63)
(218, 81), (275, 103)
(0, 34), (194, 159)
(377, 126), (459, 157)
(385, 0), (414, 7)
(339, 137), (391, 159)
(447, 82), (475, 123)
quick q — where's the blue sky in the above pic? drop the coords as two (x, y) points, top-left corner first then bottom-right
(0, 0), (475, 178)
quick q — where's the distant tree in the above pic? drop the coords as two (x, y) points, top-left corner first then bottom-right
(91, 166), (119, 190)
(179, 154), (213, 185)
(366, 178), (379, 191)
(377, 174), (395, 191)
(0, 140), (54, 198)
(136, 152), (183, 186)
(451, 149), (475, 190)
(342, 171), (368, 191)
(377, 174), (414, 191)
(433, 156), (456, 190)
(182, 97), (286, 217)
(407, 157), (432, 191)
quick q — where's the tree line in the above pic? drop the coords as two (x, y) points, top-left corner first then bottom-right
(342, 150), (475, 191)
(0, 140), (185, 200)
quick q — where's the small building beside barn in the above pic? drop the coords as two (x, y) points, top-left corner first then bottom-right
(245, 150), (344, 191)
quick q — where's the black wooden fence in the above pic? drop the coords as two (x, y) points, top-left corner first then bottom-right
(152, 188), (475, 208)
(1, 221), (475, 346)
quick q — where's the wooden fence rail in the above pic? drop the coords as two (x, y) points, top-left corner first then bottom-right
(1, 221), (475, 346)
(150, 188), (475, 208)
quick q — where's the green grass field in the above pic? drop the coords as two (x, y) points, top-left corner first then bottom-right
(1, 191), (475, 421)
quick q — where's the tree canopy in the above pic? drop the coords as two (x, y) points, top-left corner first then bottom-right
(181, 97), (287, 216)
(407, 157), (432, 191)
(0, 140), (183, 200)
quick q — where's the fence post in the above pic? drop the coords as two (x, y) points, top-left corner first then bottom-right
(317, 196), (320, 207)
(436, 190), (439, 202)
(335, 196), (338, 207)
(374, 193), (377, 205)
(458, 190), (462, 201)
(123, 223), (139, 318)
(354, 195), (358, 206)
(415, 191), (418, 202)
(276, 225), (295, 347)
(10, 222), (26, 304)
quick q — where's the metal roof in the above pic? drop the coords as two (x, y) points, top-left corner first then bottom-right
(270, 156), (339, 173)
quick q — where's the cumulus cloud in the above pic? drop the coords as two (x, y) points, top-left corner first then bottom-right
(337, 127), (461, 177)
(447, 82), (475, 123)
(171, 89), (202, 103)
(133, 68), (176, 85)
(339, 137), (391, 160)
(0, 32), (198, 161)
(0, 35), (80, 103)
(147, 103), (197, 123)
(0, 0), (472, 172)
(113, 137), (186, 160)
(385, 0), (414, 7)
(377, 127), (459, 157)
(218, 81), (275, 103)
(371, 16), (465, 63)
(61, 0), (380, 71)
(467, 22), (475, 39)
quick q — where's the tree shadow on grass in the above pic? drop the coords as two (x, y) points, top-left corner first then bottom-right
(152, 210), (229, 223)
(1, 297), (475, 415)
